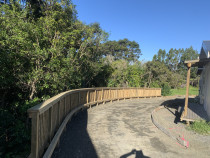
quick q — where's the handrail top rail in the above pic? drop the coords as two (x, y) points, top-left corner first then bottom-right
(27, 87), (161, 115)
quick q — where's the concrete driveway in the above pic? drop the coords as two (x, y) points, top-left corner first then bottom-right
(52, 97), (210, 158)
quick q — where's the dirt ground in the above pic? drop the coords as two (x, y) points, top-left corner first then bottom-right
(52, 97), (210, 158)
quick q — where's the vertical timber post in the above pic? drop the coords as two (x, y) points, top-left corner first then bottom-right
(123, 88), (125, 100)
(117, 89), (119, 101)
(78, 91), (81, 105)
(109, 89), (112, 103)
(64, 96), (67, 116)
(70, 94), (72, 111)
(94, 90), (98, 105)
(94, 90), (97, 102)
(30, 112), (39, 158)
(58, 101), (60, 124)
(101, 88), (104, 104)
(87, 90), (90, 108)
(87, 91), (89, 104)
(57, 101), (60, 147)
(184, 63), (191, 118)
(136, 88), (138, 98)
(49, 107), (53, 141)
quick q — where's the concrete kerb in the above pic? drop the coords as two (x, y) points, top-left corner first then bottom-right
(151, 106), (189, 148)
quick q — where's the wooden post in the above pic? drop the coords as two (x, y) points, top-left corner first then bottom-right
(123, 88), (125, 100)
(117, 89), (119, 101)
(58, 101), (61, 124)
(49, 107), (53, 141)
(184, 63), (191, 117)
(78, 92), (81, 105)
(70, 94), (72, 111)
(155, 88), (157, 98)
(101, 89), (104, 101)
(87, 91), (89, 104)
(136, 88), (138, 98)
(109, 89), (111, 102)
(64, 97), (67, 116)
(129, 89), (132, 100)
(94, 90), (97, 102)
(30, 112), (39, 158)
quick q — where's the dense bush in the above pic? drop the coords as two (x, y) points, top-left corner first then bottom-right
(161, 83), (172, 96)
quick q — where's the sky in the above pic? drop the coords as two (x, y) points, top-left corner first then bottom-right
(72, 0), (210, 61)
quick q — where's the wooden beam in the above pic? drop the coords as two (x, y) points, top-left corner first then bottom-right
(184, 58), (210, 67)
(184, 63), (191, 117)
(184, 59), (199, 65)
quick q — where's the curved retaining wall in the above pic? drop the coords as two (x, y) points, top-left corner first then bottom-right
(27, 87), (161, 158)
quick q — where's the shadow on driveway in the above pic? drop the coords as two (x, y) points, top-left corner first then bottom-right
(52, 109), (98, 158)
(120, 149), (150, 158)
(160, 98), (184, 124)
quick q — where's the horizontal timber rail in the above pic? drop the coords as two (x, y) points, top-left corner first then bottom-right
(27, 87), (161, 158)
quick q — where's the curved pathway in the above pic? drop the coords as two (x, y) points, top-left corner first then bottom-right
(52, 97), (210, 158)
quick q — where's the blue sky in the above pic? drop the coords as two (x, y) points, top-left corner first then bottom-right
(72, 0), (210, 61)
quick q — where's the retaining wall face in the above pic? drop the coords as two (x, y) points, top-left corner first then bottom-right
(200, 62), (210, 119)
(28, 88), (162, 158)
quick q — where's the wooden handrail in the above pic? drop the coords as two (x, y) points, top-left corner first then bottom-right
(28, 87), (161, 158)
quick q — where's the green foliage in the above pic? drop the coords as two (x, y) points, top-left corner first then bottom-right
(107, 59), (129, 87)
(0, 1), (143, 156)
(144, 61), (172, 88)
(150, 81), (160, 88)
(101, 38), (141, 62)
(189, 121), (210, 135)
(161, 83), (171, 96)
(0, 1), (110, 156)
(152, 49), (166, 63)
(147, 46), (199, 95)
(127, 63), (145, 87)
(0, 98), (41, 157)
(151, 47), (199, 89)
(105, 59), (144, 87)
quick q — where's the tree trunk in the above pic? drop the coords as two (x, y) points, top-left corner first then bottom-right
(29, 81), (36, 100)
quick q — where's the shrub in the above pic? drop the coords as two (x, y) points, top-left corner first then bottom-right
(161, 83), (171, 96)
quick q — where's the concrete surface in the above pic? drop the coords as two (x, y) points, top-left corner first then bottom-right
(52, 97), (210, 158)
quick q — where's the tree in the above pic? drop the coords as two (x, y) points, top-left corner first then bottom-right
(179, 46), (199, 78)
(127, 62), (145, 87)
(72, 22), (109, 87)
(106, 59), (129, 87)
(144, 61), (172, 88)
(102, 38), (141, 62)
(152, 49), (166, 63)
(165, 48), (183, 72)
(151, 46), (199, 89)
(0, 1), (111, 156)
